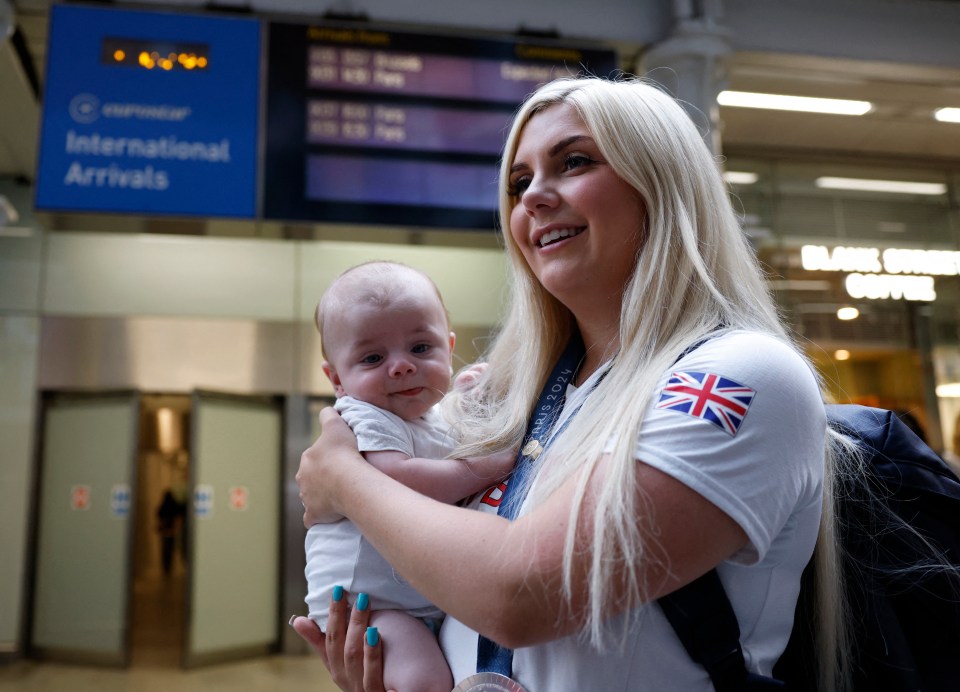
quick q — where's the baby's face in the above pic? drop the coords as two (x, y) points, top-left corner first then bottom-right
(323, 290), (454, 421)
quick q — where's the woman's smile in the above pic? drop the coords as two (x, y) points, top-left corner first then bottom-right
(536, 225), (586, 248)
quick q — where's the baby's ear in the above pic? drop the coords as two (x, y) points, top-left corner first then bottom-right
(321, 361), (346, 397)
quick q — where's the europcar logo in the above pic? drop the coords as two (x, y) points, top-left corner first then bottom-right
(69, 93), (100, 124)
(67, 93), (193, 124)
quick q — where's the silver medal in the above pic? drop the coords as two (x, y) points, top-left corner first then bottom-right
(453, 672), (527, 691)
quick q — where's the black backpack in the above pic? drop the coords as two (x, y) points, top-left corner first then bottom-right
(659, 404), (960, 691)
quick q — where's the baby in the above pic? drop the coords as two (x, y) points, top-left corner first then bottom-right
(303, 260), (513, 692)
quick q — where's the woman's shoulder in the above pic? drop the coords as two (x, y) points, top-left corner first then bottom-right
(673, 330), (821, 403)
(679, 330), (807, 368)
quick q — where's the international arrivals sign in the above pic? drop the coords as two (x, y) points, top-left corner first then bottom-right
(800, 245), (947, 301)
(35, 5), (261, 218)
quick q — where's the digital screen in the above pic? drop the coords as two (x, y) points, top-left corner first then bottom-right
(263, 23), (618, 229)
(305, 100), (508, 155)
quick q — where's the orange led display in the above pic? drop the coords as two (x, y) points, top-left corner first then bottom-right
(101, 37), (209, 71)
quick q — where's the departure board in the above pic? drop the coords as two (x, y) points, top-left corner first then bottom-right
(263, 23), (618, 229)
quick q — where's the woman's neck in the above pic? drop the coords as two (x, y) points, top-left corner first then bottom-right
(574, 322), (619, 387)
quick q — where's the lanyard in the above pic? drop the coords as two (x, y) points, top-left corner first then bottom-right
(476, 332), (586, 677)
(498, 333), (585, 520)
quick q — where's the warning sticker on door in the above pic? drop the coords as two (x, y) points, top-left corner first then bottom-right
(111, 484), (131, 518)
(71, 484), (91, 511)
(228, 486), (249, 511)
(194, 484), (214, 519)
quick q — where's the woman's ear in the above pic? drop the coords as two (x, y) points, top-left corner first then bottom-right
(322, 361), (346, 397)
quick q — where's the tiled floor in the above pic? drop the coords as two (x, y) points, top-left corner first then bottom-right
(0, 655), (340, 692)
(0, 570), (340, 692)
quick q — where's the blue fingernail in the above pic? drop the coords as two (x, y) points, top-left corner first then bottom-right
(332, 585), (344, 602)
(357, 592), (369, 611)
(366, 627), (379, 646)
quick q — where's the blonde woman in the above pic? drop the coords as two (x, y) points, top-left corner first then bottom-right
(295, 77), (843, 691)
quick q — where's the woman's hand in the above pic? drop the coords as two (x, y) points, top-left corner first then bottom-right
(297, 407), (364, 527)
(291, 589), (391, 692)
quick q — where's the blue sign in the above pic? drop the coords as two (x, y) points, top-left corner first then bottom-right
(111, 483), (131, 519)
(35, 5), (261, 218)
(194, 484), (214, 519)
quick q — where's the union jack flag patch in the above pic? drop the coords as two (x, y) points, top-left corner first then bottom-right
(655, 371), (756, 436)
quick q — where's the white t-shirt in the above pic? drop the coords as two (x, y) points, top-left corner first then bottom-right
(440, 331), (826, 690)
(304, 397), (454, 627)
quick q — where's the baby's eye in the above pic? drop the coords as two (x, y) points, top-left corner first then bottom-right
(361, 354), (382, 365)
(411, 343), (431, 355)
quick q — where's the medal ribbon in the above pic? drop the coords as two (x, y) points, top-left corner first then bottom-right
(475, 333), (586, 677)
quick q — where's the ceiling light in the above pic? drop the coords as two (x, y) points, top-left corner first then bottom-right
(815, 177), (946, 195)
(837, 307), (860, 320)
(834, 349), (851, 361)
(934, 107), (960, 123)
(723, 171), (759, 185)
(936, 383), (960, 398)
(717, 90), (872, 116)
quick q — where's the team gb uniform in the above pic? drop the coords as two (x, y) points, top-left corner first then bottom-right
(440, 331), (826, 691)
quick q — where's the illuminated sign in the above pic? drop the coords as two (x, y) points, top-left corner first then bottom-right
(35, 5), (260, 218)
(844, 273), (935, 301)
(800, 245), (942, 301)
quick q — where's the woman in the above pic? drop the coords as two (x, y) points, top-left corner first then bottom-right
(295, 76), (842, 691)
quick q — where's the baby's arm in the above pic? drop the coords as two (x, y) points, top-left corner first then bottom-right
(363, 448), (514, 504)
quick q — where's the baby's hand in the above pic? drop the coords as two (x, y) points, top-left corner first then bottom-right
(453, 362), (488, 391)
(468, 447), (517, 483)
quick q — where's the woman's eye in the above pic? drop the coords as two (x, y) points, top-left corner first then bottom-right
(564, 154), (593, 171)
(507, 176), (531, 197)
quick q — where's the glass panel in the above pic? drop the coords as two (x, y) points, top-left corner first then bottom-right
(731, 157), (955, 452)
(774, 162), (949, 243)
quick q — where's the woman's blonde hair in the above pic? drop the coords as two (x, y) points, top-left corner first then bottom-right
(444, 76), (847, 690)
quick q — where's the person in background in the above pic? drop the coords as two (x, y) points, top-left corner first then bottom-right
(155, 487), (186, 577)
(300, 260), (514, 692)
(296, 77), (846, 691)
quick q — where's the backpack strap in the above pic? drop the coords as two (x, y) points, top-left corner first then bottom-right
(659, 571), (786, 690)
(658, 570), (748, 692)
